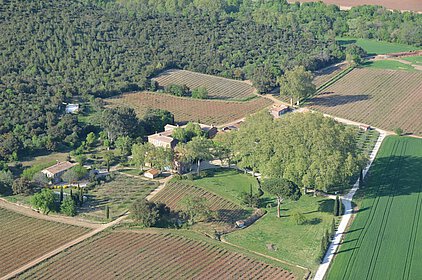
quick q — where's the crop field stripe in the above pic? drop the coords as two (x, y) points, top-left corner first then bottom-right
(341, 139), (400, 280)
(402, 182), (422, 280)
(365, 140), (408, 280)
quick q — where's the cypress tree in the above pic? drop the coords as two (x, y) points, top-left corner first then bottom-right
(59, 186), (64, 203)
(339, 198), (344, 216)
(333, 196), (339, 216)
(331, 218), (336, 237)
(320, 237), (326, 261)
(79, 188), (83, 206)
(105, 205), (110, 220)
(359, 169), (364, 188)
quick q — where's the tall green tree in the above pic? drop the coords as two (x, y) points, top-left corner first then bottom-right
(179, 137), (213, 175)
(30, 188), (55, 215)
(262, 178), (301, 218)
(278, 66), (316, 106)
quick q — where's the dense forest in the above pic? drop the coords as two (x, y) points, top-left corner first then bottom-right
(0, 0), (421, 161)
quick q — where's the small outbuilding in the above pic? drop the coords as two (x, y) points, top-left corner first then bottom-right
(144, 169), (161, 179)
(65, 104), (79, 114)
(359, 124), (371, 131)
(270, 104), (290, 118)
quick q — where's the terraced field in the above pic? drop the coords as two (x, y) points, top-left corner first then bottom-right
(107, 92), (272, 125)
(309, 68), (422, 135)
(327, 136), (422, 280)
(151, 181), (249, 231)
(153, 69), (256, 100)
(0, 207), (89, 278)
(17, 230), (297, 280)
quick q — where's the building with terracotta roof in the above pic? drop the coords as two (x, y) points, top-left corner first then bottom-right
(270, 104), (290, 118)
(41, 161), (77, 183)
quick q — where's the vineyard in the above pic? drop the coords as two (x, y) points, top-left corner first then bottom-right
(17, 230), (297, 280)
(153, 69), (256, 100)
(308, 68), (422, 135)
(80, 174), (158, 221)
(151, 181), (249, 231)
(327, 136), (422, 280)
(107, 92), (272, 125)
(0, 207), (89, 278)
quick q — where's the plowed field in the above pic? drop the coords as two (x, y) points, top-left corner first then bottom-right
(107, 92), (272, 125)
(309, 68), (422, 135)
(17, 230), (297, 280)
(0, 207), (89, 278)
(153, 69), (256, 100)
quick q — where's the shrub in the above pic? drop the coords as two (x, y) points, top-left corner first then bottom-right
(292, 211), (307, 225)
(61, 196), (76, 216)
(12, 178), (33, 195)
(30, 188), (55, 214)
(191, 87), (208, 99)
(130, 199), (159, 227)
(394, 127), (403, 136)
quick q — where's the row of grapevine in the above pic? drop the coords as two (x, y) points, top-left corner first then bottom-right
(18, 231), (296, 279)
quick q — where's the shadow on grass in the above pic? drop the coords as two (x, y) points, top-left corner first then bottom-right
(304, 217), (322, 225)
(318, 199), (335, 214)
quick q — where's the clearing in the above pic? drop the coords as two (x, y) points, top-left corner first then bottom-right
(153, 69), (256, 100)
(327, 136), (422, 280)
(16, 229), (300, 279)
(0, 207), (89, 278)
(106, 91), (272, 126)
(336, 37), (419, 55)
(308, 68), (422, 135)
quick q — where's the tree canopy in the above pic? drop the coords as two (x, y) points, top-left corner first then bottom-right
(232, 111), (366, 192)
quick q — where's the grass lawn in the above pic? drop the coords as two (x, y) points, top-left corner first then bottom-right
(362, 60), (416, 71)
(336, 37), (418, 55)
(80, 173), (158, 221)
(118, 168), (144, 176)
(20, 152), (69, 167)
(188, 168), (260, 205)
(327, 136), (422, 280)
(225, 195), (335, 271)
(402, 55), (422, 65)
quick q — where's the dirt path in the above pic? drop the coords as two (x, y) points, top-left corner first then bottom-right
(145, 175), (173, 201)
(1, 214), (127, 280)
(0, 198), (100, 229)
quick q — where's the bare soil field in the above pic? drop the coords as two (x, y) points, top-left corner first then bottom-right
(107, 92), (272, 126)
(289, 0), (422, 12)
(0, 207), (89, 278)
(17, 230), (297, 280)
(308, 68), (422, 135)
(153, 69), (256, 100)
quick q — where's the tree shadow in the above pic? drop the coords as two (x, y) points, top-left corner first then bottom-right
(304, 217), (322, 225)
(357, 155), (422, 200)
(318, 199), (335, 214)
(309, 94), (370, 107)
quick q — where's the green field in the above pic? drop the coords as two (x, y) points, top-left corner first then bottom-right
(362, 60), (416, 71)
(327, 136), (422, 280)
(225, 195), (335, 270)
(402, 56), (422, 66)
(188, 168), (260, 205)
(337, 38), (418, 55)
